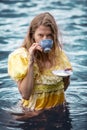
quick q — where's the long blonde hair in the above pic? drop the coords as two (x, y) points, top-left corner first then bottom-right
(22, 12), (62, 72)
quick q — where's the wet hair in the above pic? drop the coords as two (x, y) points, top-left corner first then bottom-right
(22, 12), (62, 72)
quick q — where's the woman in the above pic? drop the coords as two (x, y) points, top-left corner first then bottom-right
(8, 12), (72, 119)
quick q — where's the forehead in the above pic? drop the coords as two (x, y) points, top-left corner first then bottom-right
(35, 25), (52, 34)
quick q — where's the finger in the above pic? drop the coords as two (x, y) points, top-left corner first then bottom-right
(32, 43), (39, 47)
(36, 47), (43, 52)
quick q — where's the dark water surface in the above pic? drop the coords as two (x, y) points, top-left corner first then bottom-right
(0, 0), (87, 130)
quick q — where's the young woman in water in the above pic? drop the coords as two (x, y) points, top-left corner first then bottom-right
(8, 12), (72, 120)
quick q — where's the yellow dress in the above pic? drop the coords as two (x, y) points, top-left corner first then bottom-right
(8, 47), (72, 111)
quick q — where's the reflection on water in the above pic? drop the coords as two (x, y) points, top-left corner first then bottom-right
(0, 103), (72, 130)
(0, 0), (87, 130)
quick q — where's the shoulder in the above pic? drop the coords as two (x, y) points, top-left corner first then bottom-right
(55, 49), (72, 70)
(8, 47), (28, 58)
(8, 47), (29, 81)
(8, 47), (29, 66)
(60, 50), (71, 63)
(55, 48), (68, 61)
(56, 48), (69, 60)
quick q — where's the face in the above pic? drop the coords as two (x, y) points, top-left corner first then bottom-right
(33, 25), (53, 43)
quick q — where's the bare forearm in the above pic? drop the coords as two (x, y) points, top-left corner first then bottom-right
(18, 62), (34, 100)
(18, 43), (42, 100)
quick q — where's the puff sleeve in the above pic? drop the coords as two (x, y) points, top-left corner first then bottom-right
(8, 48), (28, 81)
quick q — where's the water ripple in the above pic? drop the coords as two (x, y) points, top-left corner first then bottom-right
(0, 0), (87, 130)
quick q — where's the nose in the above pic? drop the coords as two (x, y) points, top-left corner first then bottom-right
(43, 35), (48, 40)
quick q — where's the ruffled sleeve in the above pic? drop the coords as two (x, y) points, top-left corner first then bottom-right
(8, 47), (28, 81)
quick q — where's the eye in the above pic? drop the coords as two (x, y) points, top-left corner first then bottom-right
(38, 34), (43, 37)
(47, 34), (52, 38)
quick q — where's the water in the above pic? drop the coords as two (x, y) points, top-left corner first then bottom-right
(0, 0), (87, 130)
